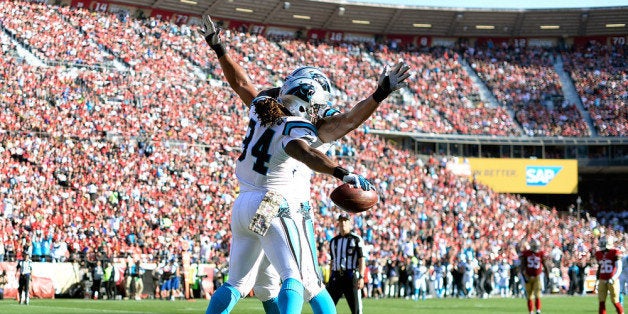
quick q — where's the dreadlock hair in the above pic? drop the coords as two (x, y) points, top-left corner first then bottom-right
(254, 96), (289, 127)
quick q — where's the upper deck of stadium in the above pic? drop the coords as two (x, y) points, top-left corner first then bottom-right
(105, 0), (628, 37)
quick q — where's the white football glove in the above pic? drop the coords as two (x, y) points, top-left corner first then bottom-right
(608, 278), (614, 285)
(198, 15), (227, 57)
(342, 173), (374, 191)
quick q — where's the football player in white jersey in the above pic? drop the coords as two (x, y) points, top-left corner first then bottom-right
(412, 259), (428, 301)
(200, 15), (410, 314)
(205, 77), (376, 314)
(498, 259), (511, 297)
(433, 261), (446, 298)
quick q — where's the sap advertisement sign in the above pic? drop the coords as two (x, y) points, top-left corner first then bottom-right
(525, 166), (563, 186)
(451, 158), (578, 194)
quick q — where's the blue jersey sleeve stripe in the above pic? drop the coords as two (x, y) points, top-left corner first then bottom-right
(282, 121), (318, 136)
(323, 108), (340, 117)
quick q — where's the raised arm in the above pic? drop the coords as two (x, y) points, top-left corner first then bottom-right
(316, 62), (411, 143)
(199, 15), (258, 107)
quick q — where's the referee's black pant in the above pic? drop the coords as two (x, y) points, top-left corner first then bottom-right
(327, 270), (362, 314)
(18, 274), (30, 302)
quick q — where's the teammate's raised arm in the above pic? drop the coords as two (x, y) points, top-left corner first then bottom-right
(199, 15), (258, 106)
(316, 61), (411, 143)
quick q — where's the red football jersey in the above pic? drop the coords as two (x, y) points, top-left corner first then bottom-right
(595, 249), (622, 280)
(520, 250), (545, 276)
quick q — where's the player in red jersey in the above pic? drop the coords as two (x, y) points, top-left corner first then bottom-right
(520, 239), (549, 314)
(595, 235), (624, 314)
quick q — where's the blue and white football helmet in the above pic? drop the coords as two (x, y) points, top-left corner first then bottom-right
(279, 76), (330, 124)
(287, 66), (332, 94)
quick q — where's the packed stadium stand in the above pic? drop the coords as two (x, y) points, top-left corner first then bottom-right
(0, 0), (626, 301)
(465, 45), (591, 137)
(562, 43), (627, 137)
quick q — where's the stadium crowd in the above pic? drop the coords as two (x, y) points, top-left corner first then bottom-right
(372, 47), (521, 136)
(0, 0), (626, 301)
(0, 2), (113, 67)
(562, 41), (627, 137)
(465, 44), (591, 137)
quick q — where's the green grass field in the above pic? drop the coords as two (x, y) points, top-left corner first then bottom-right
(0, 295), (606, 314)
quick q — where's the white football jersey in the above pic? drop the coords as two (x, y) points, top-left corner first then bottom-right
(413, 264), (428, 280)
(236, 100), (318, 206)
(498, 263), (510, 279)
(434, 264), (445, 279)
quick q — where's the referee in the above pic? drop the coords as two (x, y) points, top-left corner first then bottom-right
(16, 253), (32, 305)
(327, 213), (366, 314)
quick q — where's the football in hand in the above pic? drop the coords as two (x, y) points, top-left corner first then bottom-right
(330, 183), (378, 213)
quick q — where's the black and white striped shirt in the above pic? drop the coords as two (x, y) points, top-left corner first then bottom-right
(17, 259), (32, 276)
(329, 233), (364, 272)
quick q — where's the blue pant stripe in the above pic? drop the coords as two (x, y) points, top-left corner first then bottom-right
(303, 217), (322, 281)
(280, 217), (302, 271)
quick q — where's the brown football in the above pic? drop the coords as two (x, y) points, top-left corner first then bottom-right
(330, 183), (379, 213)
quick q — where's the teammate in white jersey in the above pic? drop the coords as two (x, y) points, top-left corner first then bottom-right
(200, 15), (410, 314)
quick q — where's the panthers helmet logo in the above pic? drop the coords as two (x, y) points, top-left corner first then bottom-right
(284, 83), (316, 104)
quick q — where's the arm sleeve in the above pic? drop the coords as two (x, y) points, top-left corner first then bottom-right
(320, 107), (341, 118)
(281, 120), (318, 148)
